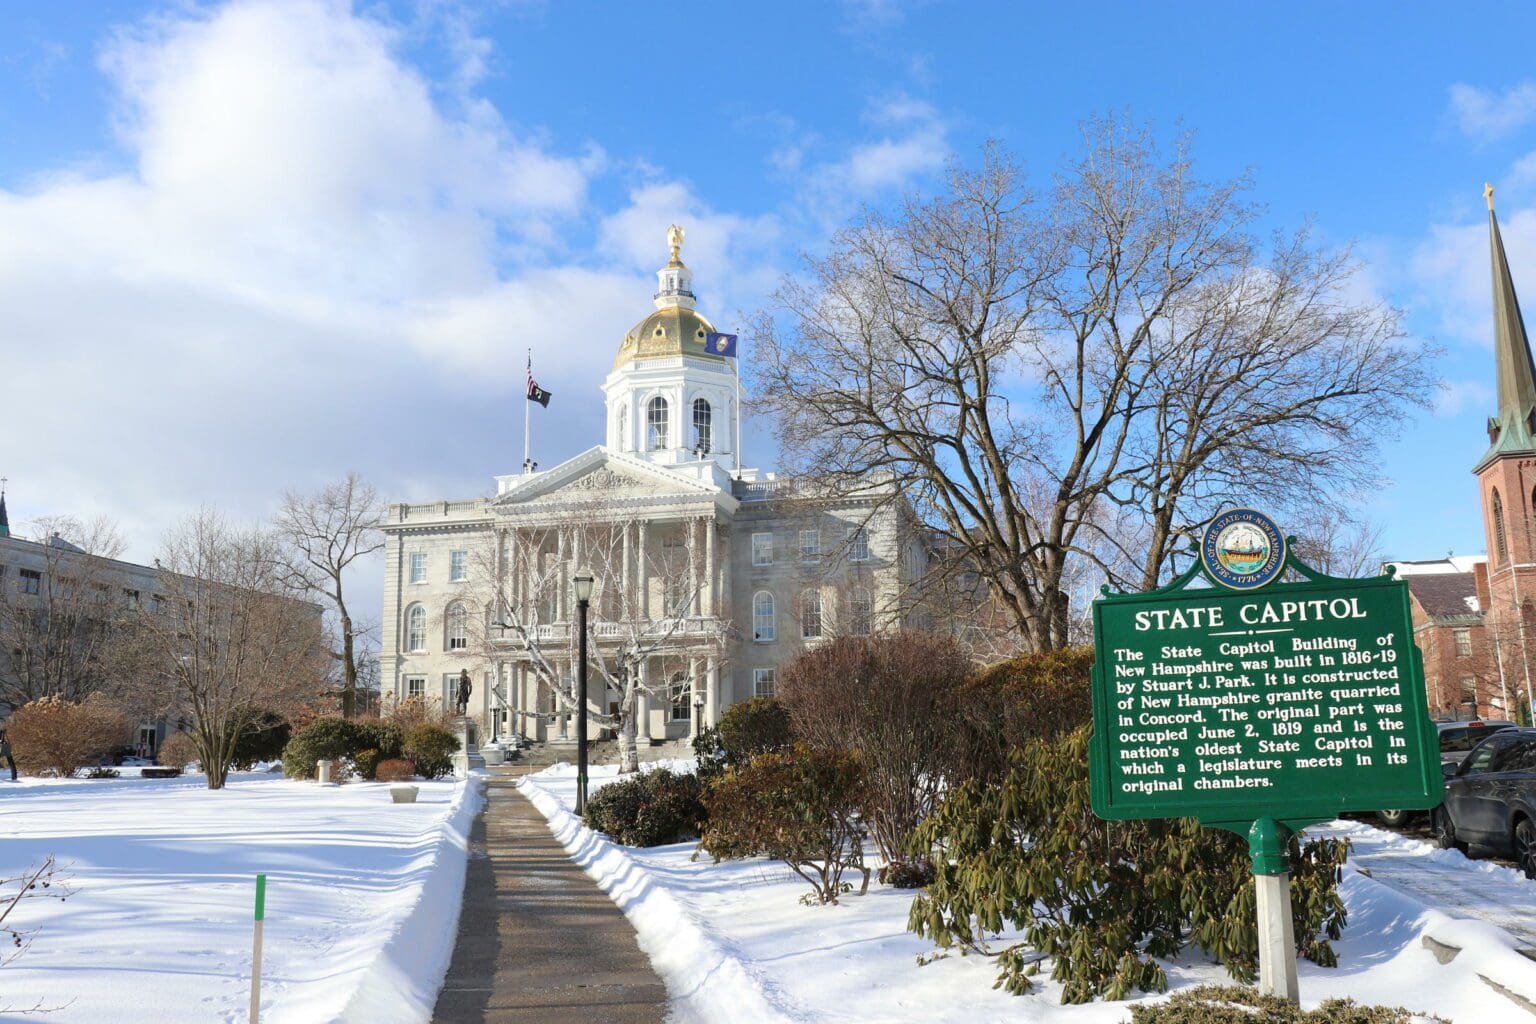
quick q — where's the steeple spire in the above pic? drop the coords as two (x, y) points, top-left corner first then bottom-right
(0, 478), (9, 539)
(1476, 182), (1536, 470)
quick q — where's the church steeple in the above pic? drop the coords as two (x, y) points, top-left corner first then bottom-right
(0, 479), (8, 538)
(1477, 182), (1536, 470)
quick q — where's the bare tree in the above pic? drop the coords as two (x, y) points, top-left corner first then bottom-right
(753, 121), (1435, 651)
(463, 508), (725, 774)
(0, 516), (131, 713)
(273, 473), (384, 718)
(0, 855), (75, 1014)
(1288, 509), (1384, 580)
(123, 511), (329, 789)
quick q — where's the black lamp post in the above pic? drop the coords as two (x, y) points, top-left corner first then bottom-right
(573, 569), (594, 816)
(693, 688), (706, 741)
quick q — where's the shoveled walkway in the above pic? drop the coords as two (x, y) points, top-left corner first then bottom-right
(432, 768), (669, 1023)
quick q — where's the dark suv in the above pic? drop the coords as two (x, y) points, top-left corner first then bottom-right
(1432, 727), (1536, 879)
(1374, 720), (1517, 827)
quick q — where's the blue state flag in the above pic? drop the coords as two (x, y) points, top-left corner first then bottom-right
(705, 332), (738, 358)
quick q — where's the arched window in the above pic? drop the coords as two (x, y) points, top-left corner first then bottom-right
(446, 602), (469, 651)
(801, 589), (823, 640)
(647, 397), (669, 450)
(752, 591), (776, 642)
(405, 604), (427, 652)
(1494, 488), (1509, 564)
(692, 398), (712, 454)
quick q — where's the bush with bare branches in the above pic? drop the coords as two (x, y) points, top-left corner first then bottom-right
(777, 632), (972, 872)
(7, 695), (128, 777)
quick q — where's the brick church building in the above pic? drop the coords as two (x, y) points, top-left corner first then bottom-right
(1407, 185), (1536, 723)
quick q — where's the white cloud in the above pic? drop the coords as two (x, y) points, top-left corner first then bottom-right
(1436, 379), (1494, 417)
(1449, 81), (1536, 141)
(0, 0), (633, 585)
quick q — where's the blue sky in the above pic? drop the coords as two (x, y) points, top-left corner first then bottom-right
(4, 0), (1536, 596)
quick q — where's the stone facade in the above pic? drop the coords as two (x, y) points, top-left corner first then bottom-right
(380, 228), (926, 744)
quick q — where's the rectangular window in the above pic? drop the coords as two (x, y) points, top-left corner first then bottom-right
(450, 550), (467, 582)
(1454, 628), (1473, 659)
(801, 589), (823, 639)
(671, 677), (692, 721)
(19, 569), (40, 595)
(848, 527), (869, 562)
(752, 532), (773, 567)
(151, 594), (166, 614)
(753, 592), (776, 642)
(851, 589), (873, 636)
(123, 589), (140, 608)
(405, 676), (426, 699)
(1461, 675), (1477, 704)
(409, 552), (427, 584)
(799, 529), (820, 562)
(753, 668), (777, 698)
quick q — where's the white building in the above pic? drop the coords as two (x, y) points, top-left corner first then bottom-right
(380, 227), (927, 744)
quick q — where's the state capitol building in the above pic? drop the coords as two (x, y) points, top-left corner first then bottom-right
(380, 228), (928, 745)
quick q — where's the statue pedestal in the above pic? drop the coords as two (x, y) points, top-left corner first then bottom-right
(451, 716), (486, 776)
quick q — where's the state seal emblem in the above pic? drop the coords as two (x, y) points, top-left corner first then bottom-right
(1200, 508), (1286, 590)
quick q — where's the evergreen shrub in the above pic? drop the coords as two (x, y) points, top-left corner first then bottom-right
(700, 744), (870, 905)
(908, 725), (1350, 1003)
(282, 718), (363, 779)
(230, 710), (292, 770)
(352, 748), (383, 781)
(402, 724), (459, 779)
(694, 697), (793, 786)
(584, 768), (706, 846)
(1122, 985), (1448, 1024)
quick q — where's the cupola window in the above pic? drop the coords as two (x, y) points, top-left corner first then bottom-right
(647, 397), (669, 451)
(692, 398), (712, 455)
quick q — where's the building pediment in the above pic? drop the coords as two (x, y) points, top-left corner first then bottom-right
(492, 447), (737, 519)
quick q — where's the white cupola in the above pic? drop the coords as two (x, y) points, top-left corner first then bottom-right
(603, 225), (739, 478)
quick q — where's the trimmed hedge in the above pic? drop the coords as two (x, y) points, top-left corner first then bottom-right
(1123, 985), (1448, 1024)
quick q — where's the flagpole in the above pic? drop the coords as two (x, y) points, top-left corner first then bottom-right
(735, 340), (743, 478)
(524, 348), (532, 474)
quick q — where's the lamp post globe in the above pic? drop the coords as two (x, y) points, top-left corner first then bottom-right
(573, 570), (594, 815)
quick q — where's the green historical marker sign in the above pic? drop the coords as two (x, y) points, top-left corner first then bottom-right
(1089, 509), (1443, 838)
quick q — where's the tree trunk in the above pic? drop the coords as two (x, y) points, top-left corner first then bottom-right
(341, 614), (356, 719)
(616, 699), (639, 775)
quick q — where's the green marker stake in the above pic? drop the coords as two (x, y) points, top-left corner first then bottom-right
(249, 874), (266, 1024)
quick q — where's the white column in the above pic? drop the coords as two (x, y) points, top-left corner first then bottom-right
(621, 521), (632, 620)
(704, 516), (716, 617)
(1256, 872), (1300, 1002)
(556, 529), (567, 621)
(635, 658), (650, 744)
(637, 520), (650, 619)
(687, 516), (699, 617)
(706, 657), (720, 726)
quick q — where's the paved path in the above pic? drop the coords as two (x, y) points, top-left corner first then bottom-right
(432, 769), (669, 1023)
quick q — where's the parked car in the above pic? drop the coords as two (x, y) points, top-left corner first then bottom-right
(1375, 719), (1519, 827)
(1431, 727), (1536, 879)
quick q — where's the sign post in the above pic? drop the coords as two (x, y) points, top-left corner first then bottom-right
(249, 873), (266, 1024)
(1089, 509), (1442, 1002)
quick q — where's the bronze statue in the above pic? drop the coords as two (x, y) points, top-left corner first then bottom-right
(456, 669), (472, 716)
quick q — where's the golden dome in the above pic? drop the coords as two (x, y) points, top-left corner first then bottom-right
(613, 306), (727, 370)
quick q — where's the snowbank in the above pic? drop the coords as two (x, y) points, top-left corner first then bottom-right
(520, 763), (1536, 1024)
(0, 769), (484, 1023)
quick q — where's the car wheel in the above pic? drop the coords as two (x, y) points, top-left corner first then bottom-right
(1432, 808), (1467, 853)
(1376, 809), (1412, 828)
(1515, 818), (1536, 881)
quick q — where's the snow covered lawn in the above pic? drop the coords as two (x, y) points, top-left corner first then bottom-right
(1, 769), (484, 1023)
(520, 761), (1536, 1024)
